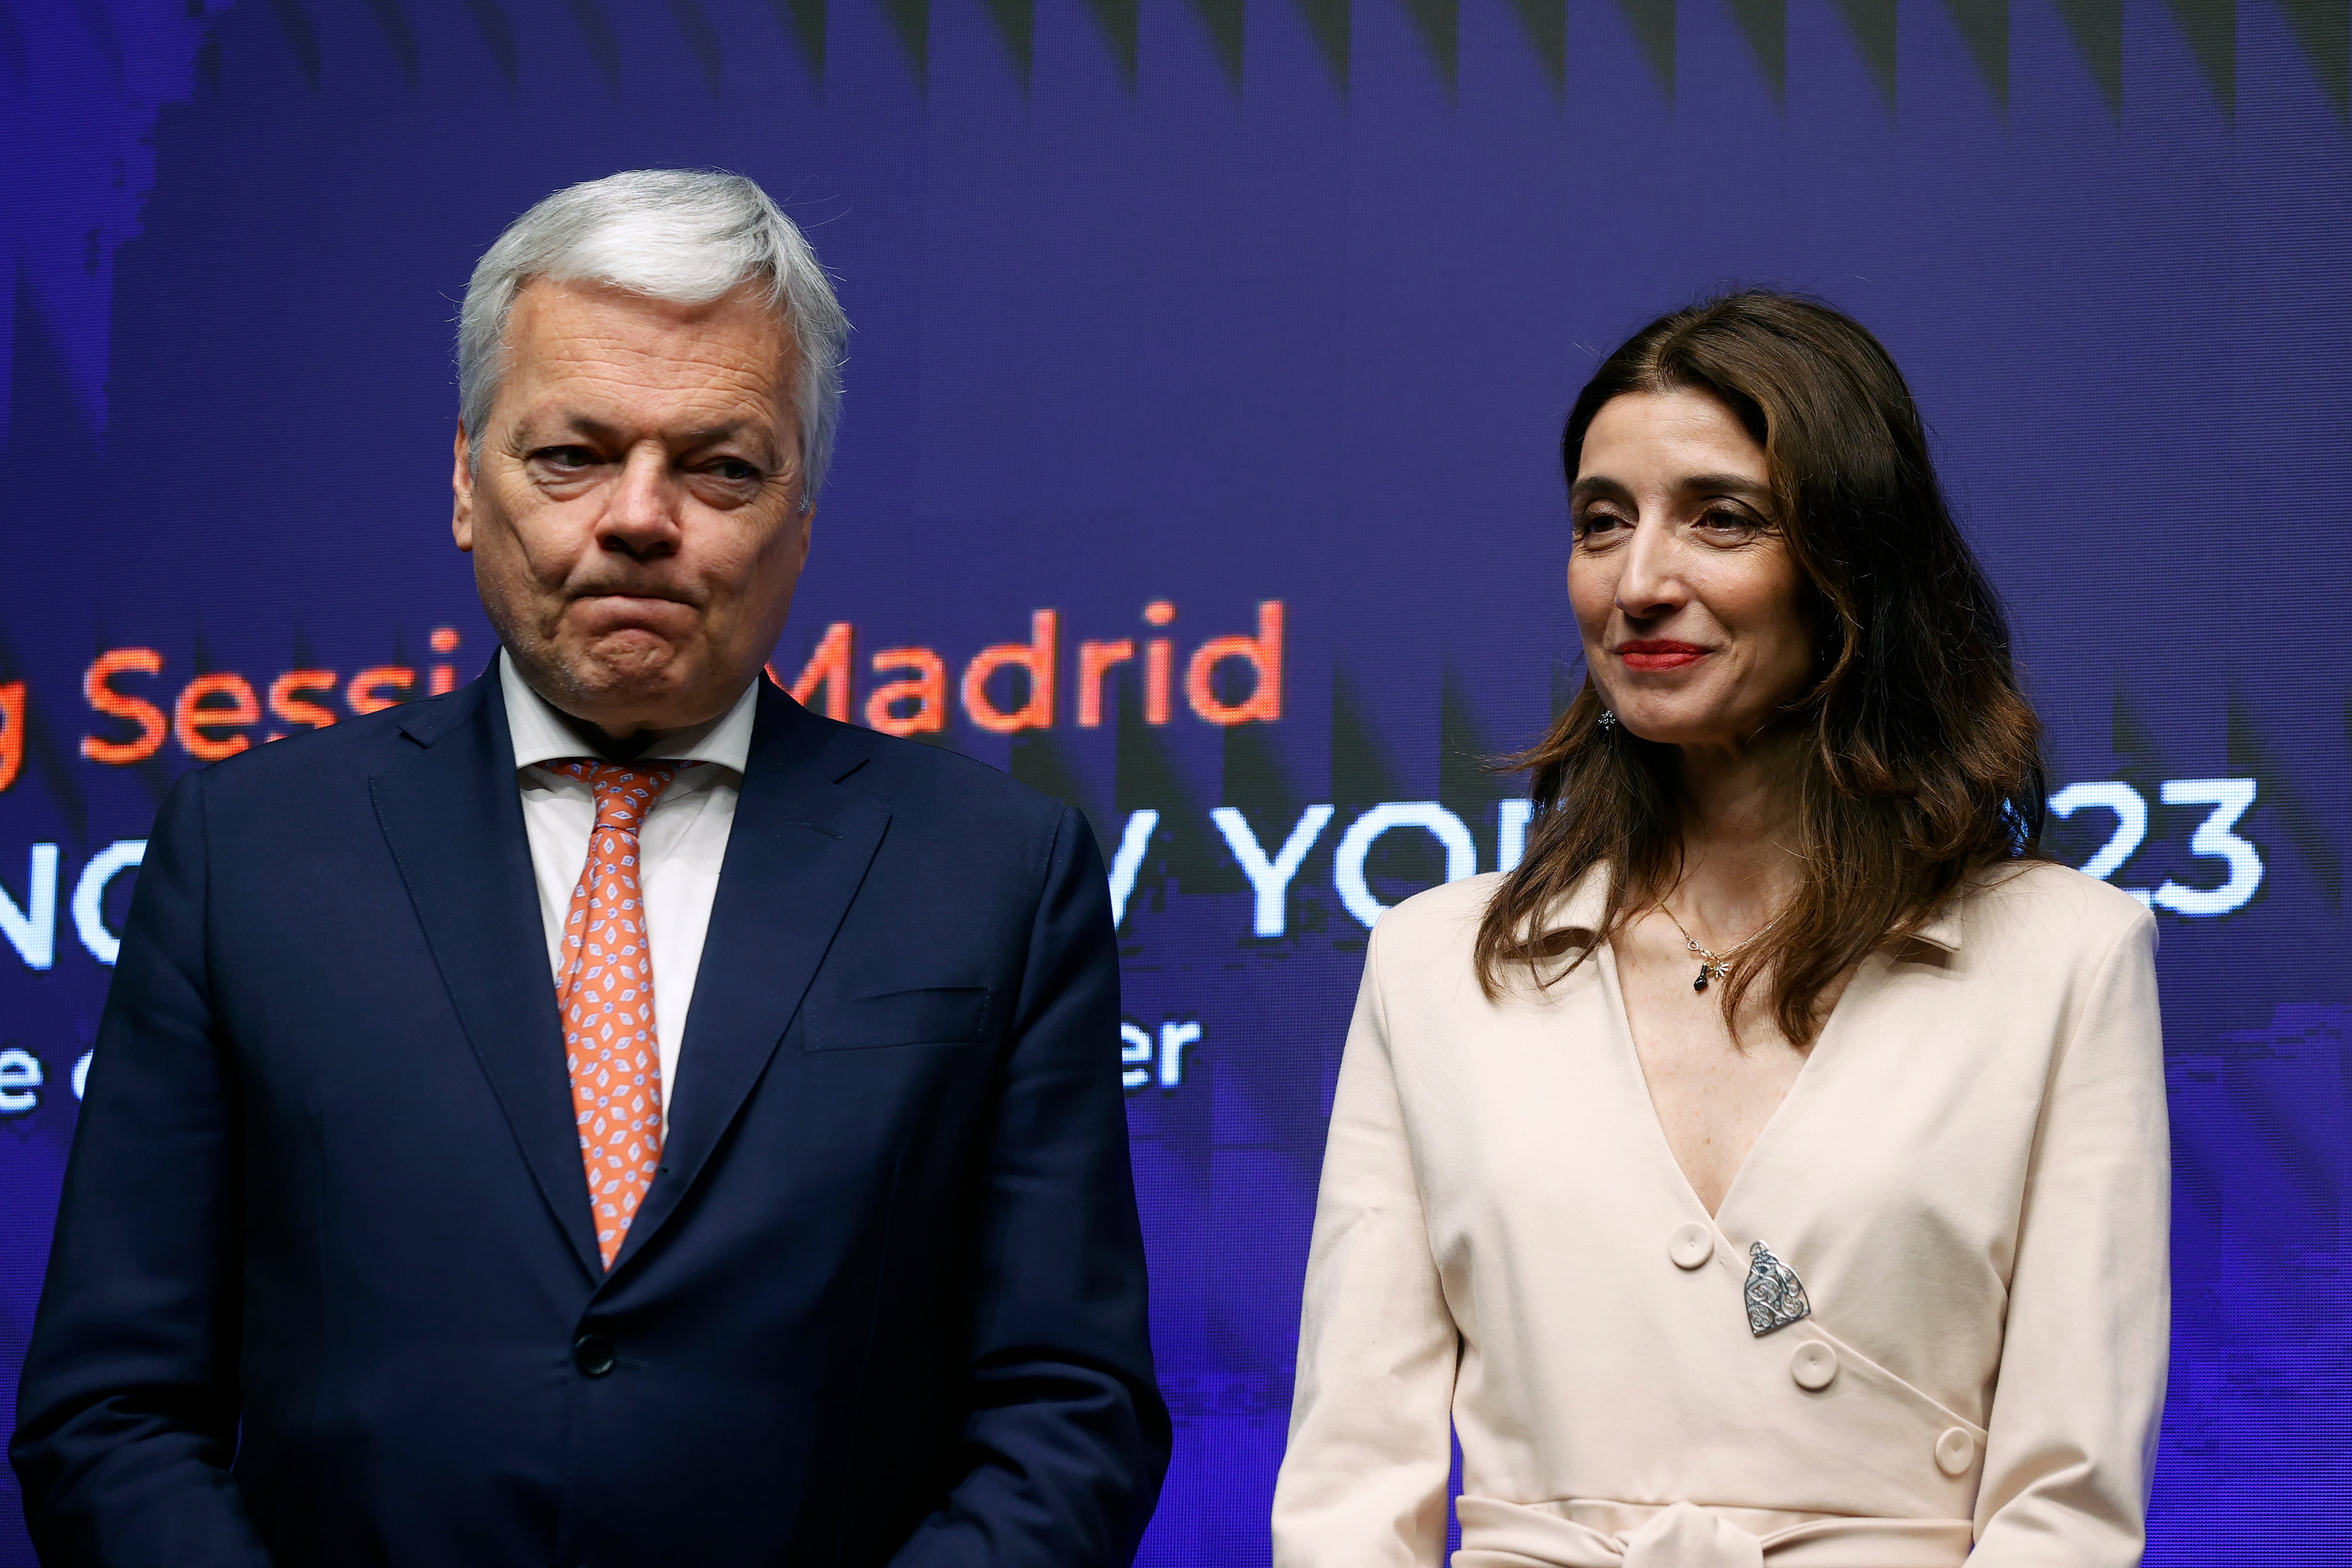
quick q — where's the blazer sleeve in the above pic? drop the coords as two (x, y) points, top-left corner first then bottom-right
(10, 770), (275, 1566)
(886, 806), (1172, 1568)
(1270, 919), (1458, 1568)
(1971, 908), (2170, 1565)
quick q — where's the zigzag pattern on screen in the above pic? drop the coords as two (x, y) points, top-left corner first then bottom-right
(243, 0), (2344, 116)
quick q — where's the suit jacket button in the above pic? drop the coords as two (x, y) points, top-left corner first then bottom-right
(1934, 1425), (1976, 1476)
(1789, 1340), (1838, 1391)
(572, 1333), (617, 1378)
(1668, 1223), (1714, 1269)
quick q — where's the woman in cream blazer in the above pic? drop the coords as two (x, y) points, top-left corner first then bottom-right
(1272, 294), (2168, 1568)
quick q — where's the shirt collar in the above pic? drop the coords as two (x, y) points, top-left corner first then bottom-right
(1912, 901), (1965, 951)
(500, 648), (758, 776)
(1536, 863), (1612, 941)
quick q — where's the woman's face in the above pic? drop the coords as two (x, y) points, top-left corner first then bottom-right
(1568, 389), (1816, 751)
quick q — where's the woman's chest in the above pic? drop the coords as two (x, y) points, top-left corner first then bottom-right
(1611, 926), (1824, 1220)
(1388, 948), (2060, 1409)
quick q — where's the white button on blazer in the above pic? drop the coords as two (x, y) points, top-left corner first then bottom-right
(1271, 862), (2169, 1568)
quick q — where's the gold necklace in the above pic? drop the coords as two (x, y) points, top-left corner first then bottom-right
(1659, 902), (1783, 995)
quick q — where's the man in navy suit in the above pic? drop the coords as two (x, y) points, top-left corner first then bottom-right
(12, 170), (1168, 1567)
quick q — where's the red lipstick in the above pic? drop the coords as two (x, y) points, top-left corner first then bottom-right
(1617, 639), (1708, 671)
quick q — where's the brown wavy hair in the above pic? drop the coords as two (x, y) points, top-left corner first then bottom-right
(1473, 291), (2047, 1044)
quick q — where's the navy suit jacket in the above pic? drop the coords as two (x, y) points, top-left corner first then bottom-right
(12, 666), (1169, 1567)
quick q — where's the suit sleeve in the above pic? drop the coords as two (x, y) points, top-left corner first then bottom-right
(10, 770), (274, 1567)
(1971, 909), (2170, 1565)
(1269, 920), (1457, 1568)
(887, 806), (1171, 1568)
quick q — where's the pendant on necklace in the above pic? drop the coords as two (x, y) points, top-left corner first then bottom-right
(1693, 961), (1724, 993)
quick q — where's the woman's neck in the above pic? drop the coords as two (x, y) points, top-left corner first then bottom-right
(1662, 731), (1807, 946)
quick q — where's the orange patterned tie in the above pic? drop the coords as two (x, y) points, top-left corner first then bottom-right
(548, 759), (690, 1268)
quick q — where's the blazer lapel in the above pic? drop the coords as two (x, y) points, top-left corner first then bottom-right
(610, 682), (890, 1275)
(371, 667), (603, 1281)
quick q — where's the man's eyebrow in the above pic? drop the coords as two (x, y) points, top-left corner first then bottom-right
(522, 414), (782, 466)
(514, 413), (623, 448)
(678, 425), (784, 465)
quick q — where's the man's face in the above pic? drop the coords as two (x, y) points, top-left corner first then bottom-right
(453, 277), (810, 740)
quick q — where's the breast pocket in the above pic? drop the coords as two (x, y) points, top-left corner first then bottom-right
(805, 987), (994, 1052)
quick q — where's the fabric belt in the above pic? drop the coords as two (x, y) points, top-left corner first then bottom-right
(1453, 1496), (1973, 1568)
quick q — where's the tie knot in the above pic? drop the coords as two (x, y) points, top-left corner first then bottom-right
(547, 758), (687, 834)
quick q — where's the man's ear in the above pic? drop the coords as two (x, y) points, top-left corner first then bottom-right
(451, 424), (476, 552)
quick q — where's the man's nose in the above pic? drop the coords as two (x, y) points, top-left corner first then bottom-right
(1614, 515), (1689, 619)
(600, 445), (683, 559)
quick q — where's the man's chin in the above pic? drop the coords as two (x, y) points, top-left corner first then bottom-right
(517, 640), (708, 727)
(572, 669), (695, 717)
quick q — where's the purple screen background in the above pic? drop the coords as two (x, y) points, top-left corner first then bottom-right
(4, 0), (2350, 1559)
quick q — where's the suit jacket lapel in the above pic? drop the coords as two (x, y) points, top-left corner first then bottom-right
(610, 681), (890, 1275)
(371, 667), (603, 1281)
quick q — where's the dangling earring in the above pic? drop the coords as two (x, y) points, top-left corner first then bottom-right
(1597, 709), (1618, 733)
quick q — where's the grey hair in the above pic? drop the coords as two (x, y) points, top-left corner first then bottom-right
(457, 169), (849, 507)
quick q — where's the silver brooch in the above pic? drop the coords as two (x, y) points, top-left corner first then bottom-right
(1744, 1240), (1810, 1337)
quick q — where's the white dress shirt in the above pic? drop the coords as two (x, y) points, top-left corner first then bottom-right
(501, 650), (757, 1134)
